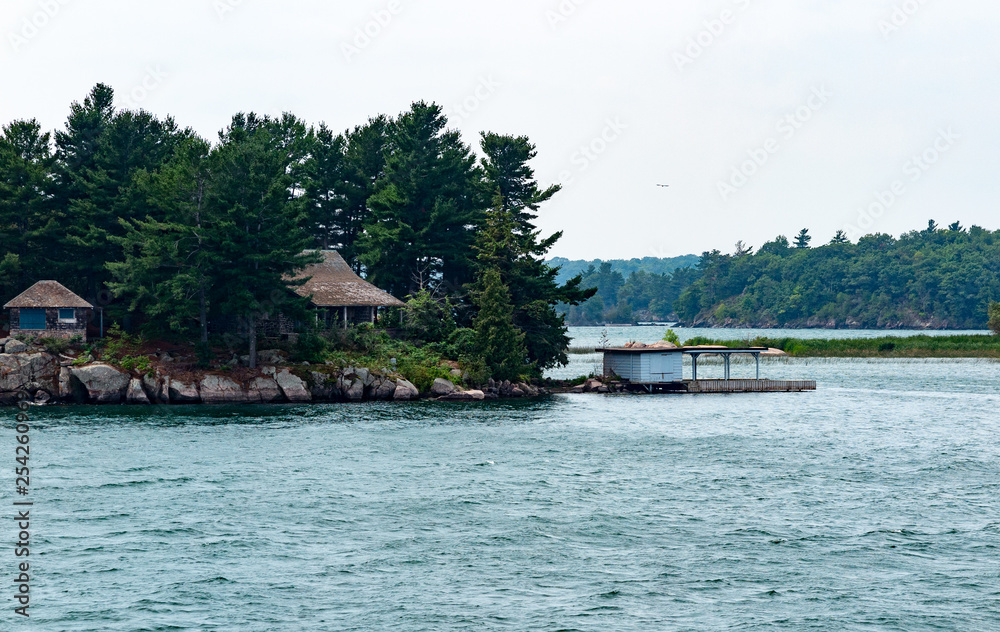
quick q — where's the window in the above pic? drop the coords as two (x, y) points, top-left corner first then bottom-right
(59, 308), (76, 322)
(19, 309), (46, 330)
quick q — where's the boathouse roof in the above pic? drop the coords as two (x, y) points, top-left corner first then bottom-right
(599, 345), (769, 353)
(4, 281), (93, 309)
(290, 251), (406, 308)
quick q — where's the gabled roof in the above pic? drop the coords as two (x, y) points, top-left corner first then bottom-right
(291, 251), (406, 308)
(4, 281), (93, 309)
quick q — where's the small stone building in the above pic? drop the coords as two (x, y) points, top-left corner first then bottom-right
(4, 281), (93, 341)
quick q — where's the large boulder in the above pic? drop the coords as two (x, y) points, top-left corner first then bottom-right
(168, 379), (201, 404)
(372, 378), (396, 401)
(275, 370), (311, 403)
(4, 339), (28, 354)
(70, 364), (130, 404)
(199, 375), (248, 404)
(257, 349), (287, 365)
(143, 373), (166, 403)
(440, 389), (485, 401)
(431, 378), (457, 397)
(249, 377), (284, 403)
(0, 353), (59, 400)
(344, 378), (364, 402)
(126, 378), (151, 405)
(310, 371), (341, 401)
(393, 379), (419, 401)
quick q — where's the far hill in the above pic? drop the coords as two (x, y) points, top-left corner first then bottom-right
(548, 255), (699, 285)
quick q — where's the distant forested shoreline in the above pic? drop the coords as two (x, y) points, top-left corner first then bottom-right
(555, 223), (1000, 329)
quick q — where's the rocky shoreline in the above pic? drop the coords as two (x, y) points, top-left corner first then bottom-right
(0, 341), (546, 406)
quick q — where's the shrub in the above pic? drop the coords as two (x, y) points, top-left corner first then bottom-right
(292, 330), (328, 364)
(120, 355), (153, 376)
(39, 337), (70, 355)
(403, 289), (457, 343)
(102, 323), (142, 361)
(662, 329), (681, 345)
(989, 301), (1000, 336)
(195, 341), (214, 369)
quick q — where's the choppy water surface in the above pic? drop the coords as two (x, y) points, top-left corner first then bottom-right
(12, 355), (1000, 630)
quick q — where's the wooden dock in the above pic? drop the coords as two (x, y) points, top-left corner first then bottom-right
(685, 379), (816, 393)
(619, 379), (817, 394)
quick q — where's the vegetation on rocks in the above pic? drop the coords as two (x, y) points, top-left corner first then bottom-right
(683, 334), (1000, 358)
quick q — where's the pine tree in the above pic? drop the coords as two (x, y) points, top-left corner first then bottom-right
(358, 102), (483, 297)
(475, 134), (595, 371)
(53, 84), (183, 301)
(206, 113), (319, 368)
(473, 267), (527, 382)
(793, 228), (812, 248)
(830, 230), (849, 245)
(0, 119), (58, 300)
(108, 136), (216, 341)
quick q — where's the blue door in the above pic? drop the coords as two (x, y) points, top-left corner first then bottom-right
(19, 308), (46, 330)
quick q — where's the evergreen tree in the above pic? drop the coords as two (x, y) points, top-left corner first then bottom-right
(0, 119), (57, 299)
(206, 113), (320, 367)
(793, 228), (812, 248)
(472, 267), (527, 382)
(358, 102), (482, 297)
(830, 230), (849, 245)
(108, 136), (216, 341)
(53, 84), (183, 301)
(302, 123), (348, 251)
(476, 133), (594, 370)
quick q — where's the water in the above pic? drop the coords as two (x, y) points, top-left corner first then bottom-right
(8, 339), (1000, 630)
(552, 326), (994, 380)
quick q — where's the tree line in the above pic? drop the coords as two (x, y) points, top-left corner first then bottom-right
(562, 223), (1000, 329)
(0, 84), (593, 372)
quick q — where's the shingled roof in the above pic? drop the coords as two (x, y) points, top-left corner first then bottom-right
(291, 251), (406, 308)
(4, 281), (93, 309)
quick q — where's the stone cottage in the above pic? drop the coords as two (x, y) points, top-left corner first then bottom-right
(4, 281), (93, 341)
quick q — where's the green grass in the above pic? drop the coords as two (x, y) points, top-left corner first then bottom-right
(683, 335), (1000, 358)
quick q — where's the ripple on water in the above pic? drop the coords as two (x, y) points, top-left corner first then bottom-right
(22, 357), (1000, 631)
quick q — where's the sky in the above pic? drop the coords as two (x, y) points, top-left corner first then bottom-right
(2, 0), (998, 260)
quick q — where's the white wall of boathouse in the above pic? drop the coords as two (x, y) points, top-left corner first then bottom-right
(604, 351), (684, 383)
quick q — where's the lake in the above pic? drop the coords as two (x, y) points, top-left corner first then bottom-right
(9, 329), (1000, 631)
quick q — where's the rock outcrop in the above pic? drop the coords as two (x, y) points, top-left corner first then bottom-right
(70, 364), (130, 404)
(310, 371), (341, 401)
(431, 378), (457, 397)
(126, 379), (151, 405)
(393, 379), (419, 401)
(4, 340), (28, 354)
(199, 375), (248, 404)
(0, 353), (59, 402)
(249, 377), (284, 403)
(168, 379), (200, 404)
(275, 370), (311, 403)
(0, 347), (546, 406)
(440, 389), (486, 401)
(371, 377), (396, 401)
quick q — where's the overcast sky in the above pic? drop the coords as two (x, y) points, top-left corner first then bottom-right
(2, 0), (998, 260)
